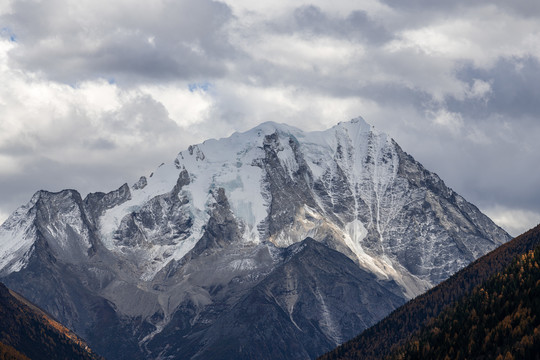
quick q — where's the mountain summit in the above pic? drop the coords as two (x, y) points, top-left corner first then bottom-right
(0, 118), (510, 359)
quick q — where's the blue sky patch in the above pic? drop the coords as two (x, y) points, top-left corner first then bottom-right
(188, 81), (212, 93)
(1, 27), (16, 42)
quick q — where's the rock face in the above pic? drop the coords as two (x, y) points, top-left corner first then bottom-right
(0, 118), (510, 359)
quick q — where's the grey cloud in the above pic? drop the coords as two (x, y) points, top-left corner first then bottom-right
(357, 83), (432, 108)
(291, 5), (392, 44)
(449, 57), (540, 119)
(0, 157), (140, 222)
(361, 56), (540, 222)
(0, 141), (34, 157)
(227, 47), (438, 113)
(379, 108), (540, 220)
(381, 0), (540, 16)
(435, 56), (540, 212)
(0, 93), (190, 222)
(380, 0), (469, 12)
(103, 94), (178, 135)
(448, 135), (540, 214)
(84, 138), (116, 151)
(1, 0), (540, 237)
(391, 118), (540, 223)
(2, 0), (234, 84)
(345, 10), (393, 44)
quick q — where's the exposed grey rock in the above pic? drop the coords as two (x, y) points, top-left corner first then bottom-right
(113, 170), (192, 249)
(0, 118), (511, 359)
(84, 183), (131, 224)
(179, 238), (406, 360)
(133, 176), (147, 190)
(255, 133), (320, 241)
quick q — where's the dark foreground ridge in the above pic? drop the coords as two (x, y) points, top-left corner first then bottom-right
(387, 232), (540, 359)
(0, 282), (103, 360)
(320, 223), (540, 360)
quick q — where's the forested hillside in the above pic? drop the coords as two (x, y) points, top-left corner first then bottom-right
(0, 283), (102, 360)
(388, 245), (540, 359)
(319, 224), (540, 360)
(0, 342), (29, 360)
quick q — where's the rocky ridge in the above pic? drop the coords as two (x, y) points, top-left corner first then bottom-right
(0, 118), (510, 359)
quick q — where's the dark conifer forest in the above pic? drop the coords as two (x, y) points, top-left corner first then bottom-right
(0, 283), (102, 360)
(388, 244), (540, 359)
(320, 224), (540, 360)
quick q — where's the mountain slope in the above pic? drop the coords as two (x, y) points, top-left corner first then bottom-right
(388, 227), (540, 359)
(319, 224), (540, 360)
(0, 282), (102, 360)
(148, 238), (406, 359)
(0, 118), (510, 359)
(0, 342), (29, 360)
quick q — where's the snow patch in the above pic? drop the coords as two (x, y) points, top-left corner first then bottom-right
(0, 194), (39, 273)
(228, 258), (257, 271)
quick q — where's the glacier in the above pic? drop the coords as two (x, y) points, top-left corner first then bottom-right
(0, 117), (510, 359)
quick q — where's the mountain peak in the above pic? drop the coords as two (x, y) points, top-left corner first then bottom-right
(0, 117), (510, 360)
(338, 116), (370, 127)
(250, 120), (301, 134)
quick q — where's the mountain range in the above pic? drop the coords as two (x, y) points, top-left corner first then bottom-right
(0, 118), (510, 359)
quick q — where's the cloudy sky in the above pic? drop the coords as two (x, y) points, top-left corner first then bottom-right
(1, 0), (539, 236)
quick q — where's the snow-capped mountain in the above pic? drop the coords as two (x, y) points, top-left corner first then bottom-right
(0, 118), (510, 359)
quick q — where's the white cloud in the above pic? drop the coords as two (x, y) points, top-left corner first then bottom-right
(467, 79), (492, 100)
(0, 37), (210, 216)
(0, 154), (22, 175)
(0, 209), (9, 227)
(483, 206), (540, 237)
(2, 0), (233, 83)
(384, 5), (540, 66)
(140, 84), (214, 127)
(222, 0), (390, 20)
(204, 80), (377, 134)
(237, 33), (359, 72)
(0, 0), (540, 237)
(428, 108), (464, 135)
